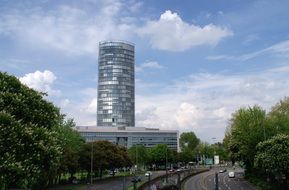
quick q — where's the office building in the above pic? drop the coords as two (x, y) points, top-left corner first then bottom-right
(77, 40), (178, 150)
(77, 126), (178, 151)
(97, 41), (135, 127)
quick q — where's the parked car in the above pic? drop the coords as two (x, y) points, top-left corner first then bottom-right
(228, 171), (235, 178)
(145, 171), (152, 177)
(169, 169), (175, 173)
(219, 168), (227, 173)
(109, 170), (118, 175)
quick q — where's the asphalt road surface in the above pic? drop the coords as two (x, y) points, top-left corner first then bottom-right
(184, 167), (256, 190)
(79, 171), (165, 190)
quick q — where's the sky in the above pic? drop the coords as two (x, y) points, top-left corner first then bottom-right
(1, 0), (289, 143)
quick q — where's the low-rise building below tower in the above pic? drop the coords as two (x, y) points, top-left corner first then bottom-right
(77, 126), (179, 151)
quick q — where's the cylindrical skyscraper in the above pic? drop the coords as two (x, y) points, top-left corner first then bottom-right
(97, 41), (135, 127)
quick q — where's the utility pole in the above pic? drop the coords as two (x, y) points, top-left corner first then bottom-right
(165, 147), (168, 183)
(215, 172), (219, 190)
(90, 141), (93, 185)
(136, 145), (138, 172)
(133, 145), (138, 190)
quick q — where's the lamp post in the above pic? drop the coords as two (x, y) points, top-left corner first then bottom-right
(135, 145), (138, 173)
(165, 146), (168, 183)
(211, 137), (219, 190)
(132, 145), (138, 190)
(212, 137), (217, 165)
(90, 141), (93, 185)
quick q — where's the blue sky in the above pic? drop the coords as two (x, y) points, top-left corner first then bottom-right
(1, 0), (289, 143)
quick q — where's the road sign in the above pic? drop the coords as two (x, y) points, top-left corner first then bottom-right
(205, 158), (213, 165)
(214, 155), (219, 165)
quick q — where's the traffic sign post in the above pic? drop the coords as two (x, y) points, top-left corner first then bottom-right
(215, 172), (219, 190)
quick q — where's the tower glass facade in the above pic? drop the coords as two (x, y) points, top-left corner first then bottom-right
(97, 41), (135, 127)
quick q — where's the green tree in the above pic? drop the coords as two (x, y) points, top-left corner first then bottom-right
(0, 72), (63, 189)
(178, 132), (200, 164)
(79, 141), (131, 178)
(211, 142), (229, 162)
(195, 142), (214, 159)
(267, 97), (289, 135)
(225, 106), (267, 171)
(57, 119), (85, 182)
(179, 132), (200, 151)
(148, 144), (172, 168)
(128, 145), (149, 169)
(255, 134), (289, 181)
(178, 149), (194, 163)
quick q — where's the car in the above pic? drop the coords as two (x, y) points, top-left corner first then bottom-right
(176, 168), (182, 172)
(169, 169), (175, 173)
(145, 171), (152, 177)
(228, 171), (235, 178)
(219, 168), (227, 173)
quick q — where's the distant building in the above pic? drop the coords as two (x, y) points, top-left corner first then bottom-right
(76, 40), (179, 150)
(77, 126), (179, 151)
(97, 41), (135, 127)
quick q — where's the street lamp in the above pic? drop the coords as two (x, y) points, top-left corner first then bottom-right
(211, 137), (220, 190)
(132, 145), (139, 190)
(165, 146), (168, 183)
(90, 141), (94, 185)
(184, 142), (189, 169)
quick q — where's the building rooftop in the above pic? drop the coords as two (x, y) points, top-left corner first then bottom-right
(99, 40), (135, 46)
(76, 126), (178, 133)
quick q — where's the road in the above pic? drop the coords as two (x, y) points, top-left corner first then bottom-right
(79, 171), (165, 190)
(184, 167), (256, 190)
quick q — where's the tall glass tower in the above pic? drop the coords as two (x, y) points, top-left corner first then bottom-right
(97, 41), (135, 127)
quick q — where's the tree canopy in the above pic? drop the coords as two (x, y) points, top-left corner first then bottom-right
(224, 97), (289, 188)
(79, 141), (131, 178)
(225, 106), (266, 170)
(128, 145), (149, 167)
(255, 134), (289, 175)
(0, 72), (87, 189)
(179, 132), (200, 151)
(0, 72), (64, 188)
(148, 144), (172, 166)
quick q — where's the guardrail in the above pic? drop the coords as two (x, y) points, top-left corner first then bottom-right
(138, 168), (209, 190)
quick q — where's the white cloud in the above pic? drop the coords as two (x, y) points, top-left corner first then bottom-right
(243, 34), (259, 45)
(213, 107), (228, 119)
(136, 61), (164, 72)
(137, 10), (233, 51)
(135, 65), (289, 143)
(127, 1), (143, 13)
(80, 88), (97, 97)
(83, 98), (98, 114)
(0, 58), (31, 70)
(19, 70), (60, 96)
(60, 96), (97, 126)
(207, 39), (289, 61)
(60, 99), (70, 108)
(0, 1), (136, 56)
(175, 102), (202, 128)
